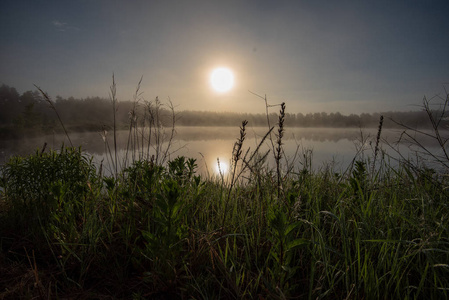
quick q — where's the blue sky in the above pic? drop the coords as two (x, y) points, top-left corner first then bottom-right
(1, 0), (448, 114)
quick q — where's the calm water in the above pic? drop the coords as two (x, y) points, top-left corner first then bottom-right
(0, 126), (444, 176)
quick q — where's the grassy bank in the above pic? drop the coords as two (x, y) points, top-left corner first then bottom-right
(1, 136), (448, 299)
(1, 86), (448, 299)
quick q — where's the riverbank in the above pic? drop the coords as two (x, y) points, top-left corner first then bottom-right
(1, 141), (448, 298)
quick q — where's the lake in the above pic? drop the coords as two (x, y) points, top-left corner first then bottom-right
(0, 126), (445, 176)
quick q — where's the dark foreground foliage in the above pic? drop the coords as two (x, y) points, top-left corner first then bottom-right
(1, 83), (449, 299)
(1, 145), (448, 299)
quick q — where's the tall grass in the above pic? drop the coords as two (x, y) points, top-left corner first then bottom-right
(34, 85), (73, 147)
(1, 84), (448, 299)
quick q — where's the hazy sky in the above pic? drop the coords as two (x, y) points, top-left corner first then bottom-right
(1, 0), (448, 114)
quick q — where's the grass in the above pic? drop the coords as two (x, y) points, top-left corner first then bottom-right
(0, 83), (448, 299)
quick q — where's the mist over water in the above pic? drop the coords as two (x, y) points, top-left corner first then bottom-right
(0, 126), (443, 176)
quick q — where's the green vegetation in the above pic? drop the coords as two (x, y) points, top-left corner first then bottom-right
(1, 85), (448, 299)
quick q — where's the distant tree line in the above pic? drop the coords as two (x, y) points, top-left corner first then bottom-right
(0, 84), (444, 139)
(176, 110), (434, 129)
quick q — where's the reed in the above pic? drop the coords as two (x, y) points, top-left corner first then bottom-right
(390, 87), (449, 171)
(275, 102), (286, 197)
(124, 76), (142, 165)
(221, 120), (248, 229)
(109, 74), (119, 178)
(34, 85), (73, 147)
(371, 114), (383, 176)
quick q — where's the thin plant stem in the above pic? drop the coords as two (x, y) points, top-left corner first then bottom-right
(34, 85), (73, 147)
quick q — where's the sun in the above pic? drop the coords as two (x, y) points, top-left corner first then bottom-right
(210, 67), (234, 93)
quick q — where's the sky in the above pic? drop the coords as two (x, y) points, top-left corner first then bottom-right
(1, 0), (448, 114)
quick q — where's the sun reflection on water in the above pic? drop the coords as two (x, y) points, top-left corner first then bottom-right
(214, 158), (229, 176)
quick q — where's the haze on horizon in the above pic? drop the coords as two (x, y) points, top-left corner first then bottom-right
(1, 0), (448, 115)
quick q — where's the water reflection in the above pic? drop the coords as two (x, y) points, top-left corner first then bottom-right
(0, 126), (445, 175)
(215, 158), (229, 176)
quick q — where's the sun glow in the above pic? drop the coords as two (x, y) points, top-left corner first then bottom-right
(210, 67), (234, 93)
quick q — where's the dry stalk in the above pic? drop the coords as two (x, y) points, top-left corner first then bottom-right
(371, 115), (384, 175)
(34, 85), (73, 147)
(276, 102), (286, 197)
(221, 120), (248, 230)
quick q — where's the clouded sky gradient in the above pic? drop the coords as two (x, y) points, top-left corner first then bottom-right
(1, 0), (448, 114)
